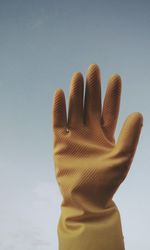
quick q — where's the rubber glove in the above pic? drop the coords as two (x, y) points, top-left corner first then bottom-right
(52, 64), (143, 250)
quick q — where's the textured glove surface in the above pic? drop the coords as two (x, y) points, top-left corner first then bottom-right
(52, 64), (143, 250)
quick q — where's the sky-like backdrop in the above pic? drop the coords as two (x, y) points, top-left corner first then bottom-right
(0, 0), (149, 249)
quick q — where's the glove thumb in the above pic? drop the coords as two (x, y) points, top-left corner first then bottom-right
(116, 112), (143, 158)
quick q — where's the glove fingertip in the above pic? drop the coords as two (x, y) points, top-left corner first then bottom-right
(130, 112), (144, 127)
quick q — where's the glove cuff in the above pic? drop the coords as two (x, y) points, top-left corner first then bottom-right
(58, 200), (125, 250)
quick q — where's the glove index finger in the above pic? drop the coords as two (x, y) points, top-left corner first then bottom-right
(101, 74), (122, 141)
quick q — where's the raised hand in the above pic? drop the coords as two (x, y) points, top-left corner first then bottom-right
(52, 64), (143, 250)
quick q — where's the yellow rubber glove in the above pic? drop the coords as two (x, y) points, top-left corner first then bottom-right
(52, 64), (143, 250)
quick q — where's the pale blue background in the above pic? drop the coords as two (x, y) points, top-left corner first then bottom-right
(0, 0), (149, 249)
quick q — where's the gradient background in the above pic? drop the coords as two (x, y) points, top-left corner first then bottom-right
(0, 0), (149, 249)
